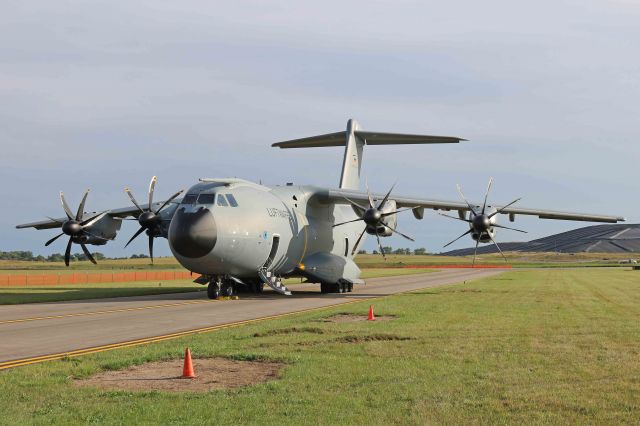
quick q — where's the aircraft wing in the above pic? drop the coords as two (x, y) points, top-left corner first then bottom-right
(15, 201), (178, 230)
(319, 189), (625, 223)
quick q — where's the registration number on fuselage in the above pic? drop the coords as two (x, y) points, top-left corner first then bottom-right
(266, 208), (291, 218)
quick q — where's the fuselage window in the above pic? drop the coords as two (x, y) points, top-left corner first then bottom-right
(226, 194), (239, 207)
(217, 194), (228, 206)
(197, 194), (215, 205)
(182, 194), (197, 204)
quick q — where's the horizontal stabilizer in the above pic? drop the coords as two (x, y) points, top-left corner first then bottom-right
(272, 130), (465, 149)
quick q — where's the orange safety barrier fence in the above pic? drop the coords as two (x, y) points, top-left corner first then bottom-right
(0, 271), (200, 287)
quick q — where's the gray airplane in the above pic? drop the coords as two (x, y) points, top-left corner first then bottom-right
(17, 119), (625, 299)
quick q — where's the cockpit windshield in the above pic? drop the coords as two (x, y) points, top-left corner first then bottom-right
(181, 194), (197, 204)
(197, 194), (215, 205)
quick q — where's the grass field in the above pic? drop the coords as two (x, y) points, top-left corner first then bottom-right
(0, 280), (204, 305)
(1, 252), (637, 272)
(1, 268), (639, 423)
(0, 269), (430, 305)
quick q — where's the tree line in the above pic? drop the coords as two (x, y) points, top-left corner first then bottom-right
(0, 251), (149, 262)
(358, 247), (430, 255)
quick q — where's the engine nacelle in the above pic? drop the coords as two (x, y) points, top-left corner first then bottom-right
(366, 200), (397, 237)
(468, 206), (498, 243)
(83, 214), (122, 245)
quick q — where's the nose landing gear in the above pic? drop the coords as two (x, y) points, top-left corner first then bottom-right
(206, 277), (255, 299)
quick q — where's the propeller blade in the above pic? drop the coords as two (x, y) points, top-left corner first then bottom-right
(125, 188), (145, 214)
(472, 238), (481, 267)
(385, 224), (415, 242)
(493, 224), (528, 234)
(60, 192), (74, 220)
(342, 196), (367, 214)
(148, 176), (157, 211)
(377, 182), (396, 210)
(438, 212), (472, 223)
(489, 198), (522, 218)
(456, 184), (477, 217)
(64, 237), (73, 267)
(148, 235), (154, 264)
(481, 177), (494, 215)
(125, 226), (146, 248)
(45, 233), (64, 247)
(443, 229), (473, 248)
(333, 217), (364, 228)
(80, 211), (107, 227)
(351, 227), (367, 256)
(80, 243), (97, 265)
(76, 189), (90, 221)
(488, 234), (508, 262)
(380, 207), (419, 218)
(375, 232), (386, 259)
(365, 178), (375, 209)
(155, 190), (184, 214)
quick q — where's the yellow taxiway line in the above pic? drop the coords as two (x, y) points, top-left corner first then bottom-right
(0, 298), (366, 371)
(0, 299), (217, 325)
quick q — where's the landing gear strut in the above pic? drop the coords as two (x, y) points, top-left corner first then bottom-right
(320, 281), (353, 294)
(207, 279), (222, 299)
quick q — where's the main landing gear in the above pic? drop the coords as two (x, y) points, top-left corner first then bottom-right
(320, 280), (353, 294)
(207, 278), (265, 299)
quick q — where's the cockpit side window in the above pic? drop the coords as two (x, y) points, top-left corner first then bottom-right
(197, 194), (215, 205)
(226, 194), (238, 207)
(182, 194), (197, 204)
(216, 194), (228, 206)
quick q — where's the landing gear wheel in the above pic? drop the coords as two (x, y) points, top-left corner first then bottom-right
(336, 282), (344, 293)
(255, 282), (264, 294)
(222, 281), (234, 297)
(347, 282), (353, 292)
(207, 281), (221, 299)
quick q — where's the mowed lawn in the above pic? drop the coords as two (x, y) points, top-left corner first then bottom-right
(1, 269), (639, 423)
(0, 268), (431, 304)
(0, 280), (205, 305)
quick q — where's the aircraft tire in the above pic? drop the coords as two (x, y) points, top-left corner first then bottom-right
(255, 282), (264, 293)
(207, 281), (221, 299)
(347, 282), (353, 292)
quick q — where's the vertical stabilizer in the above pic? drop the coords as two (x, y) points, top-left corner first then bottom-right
(339, 119), (363, 190)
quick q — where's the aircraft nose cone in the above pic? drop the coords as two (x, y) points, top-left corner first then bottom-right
(169, 207), (217, 258)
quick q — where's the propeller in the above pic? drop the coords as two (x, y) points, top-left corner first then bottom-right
(124, 176), (183, 263)
(334, 180), (416, 258)
(44, 189), (109, 266)
(440, 177), (527, 266)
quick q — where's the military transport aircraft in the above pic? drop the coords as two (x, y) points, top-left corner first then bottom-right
(17, 119), (625, 299)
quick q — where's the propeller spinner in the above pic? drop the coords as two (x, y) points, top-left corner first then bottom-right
(440, 177), (527, 266)
(334, 180), (416, 258)
(44, 190), (108, 266)
(124, 176), (183, 263)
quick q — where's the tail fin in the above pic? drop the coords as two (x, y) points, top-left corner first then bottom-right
(272, 119), (466, 190)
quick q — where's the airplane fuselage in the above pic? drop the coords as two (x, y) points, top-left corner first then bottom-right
(167, 180), (365, 281)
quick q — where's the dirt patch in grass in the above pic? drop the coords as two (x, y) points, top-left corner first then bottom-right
(321, 313), (396, 323)
(333, 334), (413, 343)
(74, 358), (284, 393)
(253, 327), (325, 337)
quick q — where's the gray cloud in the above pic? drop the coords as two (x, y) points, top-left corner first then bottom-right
(1, 0), (637, 256)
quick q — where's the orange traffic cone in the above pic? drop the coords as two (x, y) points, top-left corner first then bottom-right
(181, 348), (196, 379)
(367, 305), (375, 321)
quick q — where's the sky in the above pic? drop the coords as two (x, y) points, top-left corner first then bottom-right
(1, 0), (638, 257)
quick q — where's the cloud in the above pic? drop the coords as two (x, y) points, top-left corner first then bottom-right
(1, 0), (637, 256)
